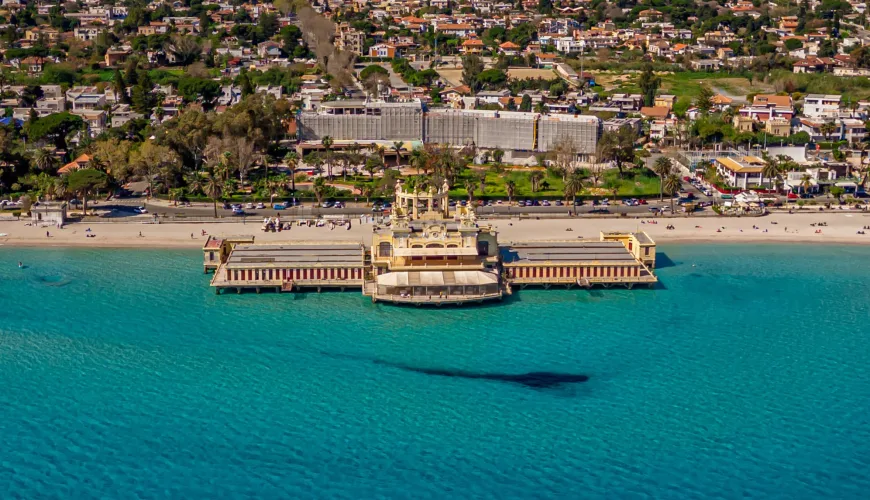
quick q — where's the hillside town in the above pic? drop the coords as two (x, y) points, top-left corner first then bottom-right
(1, 0), (870, 216)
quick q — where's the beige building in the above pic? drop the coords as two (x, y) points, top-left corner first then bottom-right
(370, 181), (503, 304)
(765, 117), (791, 136)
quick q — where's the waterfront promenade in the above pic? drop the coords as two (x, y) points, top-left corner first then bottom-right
(2, 212), (870, 248)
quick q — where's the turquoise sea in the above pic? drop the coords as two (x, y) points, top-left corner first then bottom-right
(1, 244), (869, 498)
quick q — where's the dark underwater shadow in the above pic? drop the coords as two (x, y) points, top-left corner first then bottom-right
(319, 351), (589, 391)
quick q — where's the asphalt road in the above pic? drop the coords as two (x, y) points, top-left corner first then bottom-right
(101, 196), (702, 219)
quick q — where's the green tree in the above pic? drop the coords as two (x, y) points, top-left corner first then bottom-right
(66, 168), (108, 215)
(31, 148), (56, 172)
(564, 168), (584, 204)
(113, 69), (130, 104)
(312, 176), (327, 205)
(638, 63), (661, 107)
(663, 173), (681, 214)
(529, 170), (544, 192)
(203, 172), (223, 217)
(492, 148), (505, 166)
(695, 85), (714, 113)
(364, 155), (383, 180)
(25, 112), (83, 149)
(652, 156), (672, 201)
(461, 54), (484, 92)
(520, 94), (532, 112)
(505, 179), (516, 203)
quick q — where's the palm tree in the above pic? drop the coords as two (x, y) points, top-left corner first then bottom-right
(477, 170), (487, 196)
(529, 170), (544, 193)
(284, 152), (298, 192)
(204, 173), (223, 218)
(409, 147), (427, 175)
(820, 121), (837, 143)
(663, 173), (681, 214)
(392, 141), (404, 167)
(464, 179), (475, 202)
(800, 174), (813, 195)
(505, 179), (516, 204)
(565, 169), (584, 204)
(321, 136), (334, 178)
(32, 148), (56, 172)
(53, 177), (68, 201)
(492, 148), (505, 166)
(312, 176), (328, 205)
(761, 155), (779, 190)
(652, 156), (672, 201)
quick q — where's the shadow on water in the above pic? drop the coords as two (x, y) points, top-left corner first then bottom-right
(319, 351), (588, 390)
(32, 274), (72, 287)
(656, 252), (676, 269)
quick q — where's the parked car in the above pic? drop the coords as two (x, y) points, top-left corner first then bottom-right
(245, 203), (254, 209)
(273, 203), (287, 210)
(256, 202), (265, 210)
(554, 200), (564, 206)
(333, 201), (344, 209)
(321, 201), (333, 208)
(541, 200), (551, 206)
(230, 203), (242, 210)
(232, 208), (246, 216)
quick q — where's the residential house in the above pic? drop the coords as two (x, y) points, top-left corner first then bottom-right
(460, 38), (484, 54)
(58, 154), (93, 175)
(803, 94), (841, 119)
(690, 59), (722, 71)
(104, 47), (132, 67)
(765, 117), (791, 136)
(257, 41), (282, 58)
(19, 56), (44, 74)
(74, 25), (103, 42)
(703, 30), (736, 47)
(498, 41), (520, 56)
(714, 156), (768, 188)
(640, 106), (670, 119)
(256, 85), (283, 99)
(369, 43), (396, 58)
(74, 110), (108, 137)
(739, 94), (794, 122)
(654, 95), (677, 110)
(476, 89), (511, 105)
(434, 24), (476, 37)
(66, 87), (106, 111)
(733, 115), (755, 132)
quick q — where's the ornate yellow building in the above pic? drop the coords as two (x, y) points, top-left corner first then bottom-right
(368, 180), (503, 304)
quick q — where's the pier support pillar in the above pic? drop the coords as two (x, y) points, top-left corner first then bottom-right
(256, 287), (261, 294)
(236, 288), (241, 294)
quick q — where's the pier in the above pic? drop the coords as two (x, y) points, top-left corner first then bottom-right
(203, 183), (657, 304)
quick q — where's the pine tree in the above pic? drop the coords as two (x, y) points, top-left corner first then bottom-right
(113, 69), (130, 105)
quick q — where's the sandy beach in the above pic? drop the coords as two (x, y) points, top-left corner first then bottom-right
(3, 212), (870, 249)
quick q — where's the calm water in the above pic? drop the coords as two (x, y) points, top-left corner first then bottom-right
(1, 244), (869, 498)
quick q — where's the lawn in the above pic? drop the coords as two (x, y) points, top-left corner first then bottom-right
(595, 70), (773, 99)
(295, 166), (661, 200)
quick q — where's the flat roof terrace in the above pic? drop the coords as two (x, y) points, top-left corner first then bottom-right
(226, 243), (364, 268)
(502, 241), (638, 264)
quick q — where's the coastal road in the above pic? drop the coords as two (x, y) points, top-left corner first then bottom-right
(102, 197), (707, 219)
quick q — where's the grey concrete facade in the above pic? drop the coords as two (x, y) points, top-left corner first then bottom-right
(298, 100), (601, 155)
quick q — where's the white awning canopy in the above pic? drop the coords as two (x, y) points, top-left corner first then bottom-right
(376, 270), (498, 287)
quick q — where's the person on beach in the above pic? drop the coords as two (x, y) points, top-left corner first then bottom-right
(46, 231), (49, 237)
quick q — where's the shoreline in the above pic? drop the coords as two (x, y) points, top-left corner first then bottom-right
(2, 212), (870, 249)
